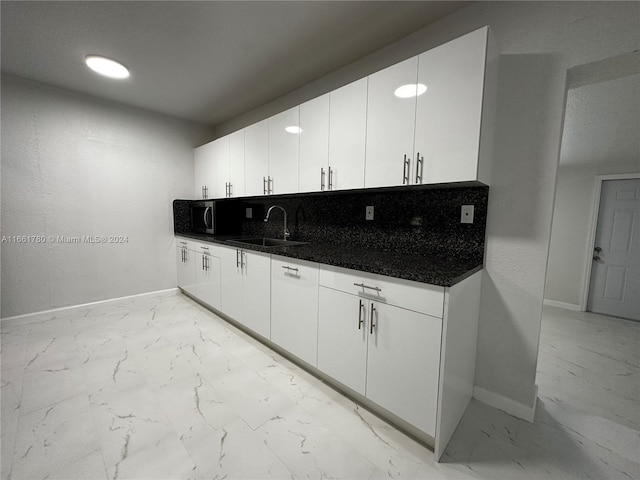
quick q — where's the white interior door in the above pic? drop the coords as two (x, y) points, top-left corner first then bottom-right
(588, 178), (640, 321)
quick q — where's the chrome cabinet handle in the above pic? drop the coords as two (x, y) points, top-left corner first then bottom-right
(236, 249), (240, 268)
(263, 177), (267, 195)
(268, 176), (273, 194)
(202, 254), (205, 271)
(370, 304), (376, 334)
(402, 155), (410, 185)
(415, 153), (423, 184)
(228, 182), (233, 197)
(358, 300), (364, 330)
(328, 167), (334, 190)
(281, 265), (299, 276)
(353, 282), (382, 293)
(321, 168), (325, 191)
(241, 252), (246, 269)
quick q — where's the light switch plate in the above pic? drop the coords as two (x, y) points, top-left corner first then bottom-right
(246, 208), (253, 219)
(366, 206), (374, 221)
(461, 205), (474, 224)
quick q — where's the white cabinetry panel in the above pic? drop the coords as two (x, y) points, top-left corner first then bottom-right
(270, 256), (319, 366)
(299, 94), (330, 193)
(328, 78), (367, 191)
(244, 119), (270, 196)
(268, 107), (300, 195)
(365, 57), (419, 188)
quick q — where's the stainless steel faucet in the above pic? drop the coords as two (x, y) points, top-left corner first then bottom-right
(264, 205), (290, 240)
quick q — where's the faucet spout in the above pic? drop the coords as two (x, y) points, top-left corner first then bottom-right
(264, 205), (290, 240)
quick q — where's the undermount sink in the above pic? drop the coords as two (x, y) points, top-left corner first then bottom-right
(227, 237), (309, 248)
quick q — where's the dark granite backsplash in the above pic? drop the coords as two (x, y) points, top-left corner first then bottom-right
(175, 184), (488, 264)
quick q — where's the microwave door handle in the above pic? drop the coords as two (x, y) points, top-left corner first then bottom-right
(204, 206), (212, 229)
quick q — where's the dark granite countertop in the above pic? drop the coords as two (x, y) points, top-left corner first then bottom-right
(176, 232), (482, 287)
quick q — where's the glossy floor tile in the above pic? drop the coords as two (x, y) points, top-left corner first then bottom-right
(1, 293), (638, 479)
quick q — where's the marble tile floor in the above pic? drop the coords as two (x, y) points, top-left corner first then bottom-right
(0, 292), (638, 480)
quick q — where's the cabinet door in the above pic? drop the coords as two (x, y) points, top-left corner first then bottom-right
(270, 257), (319, 366)
(317, 287), (368, 395)
(228, 129), (245, 198)
(219, 246), (243, 322)
(194, 141), (217, 199)
(195, 252), (221, 310)
(328, 78), (367, 191)
(176, 245), (196, 295)
(209, 136), (230, 199)
(365, 57), (419, 188)
(414, 28), (487, 184)
(241, 250), (271, 339)
(268, 107), (300, 195)
(244, 119), (270, 196)
(365, 302), (442, 436)
(299, 94), (330, 193)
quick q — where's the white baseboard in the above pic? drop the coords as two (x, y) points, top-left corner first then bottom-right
(1, 288), (179, 324)
(543, 299), (581, 311)
(473, 385), (538, 423)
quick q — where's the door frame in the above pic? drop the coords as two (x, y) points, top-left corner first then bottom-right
(580, 172), (640, 311)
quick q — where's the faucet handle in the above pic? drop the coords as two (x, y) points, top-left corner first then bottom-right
(285, 228), (291, 239)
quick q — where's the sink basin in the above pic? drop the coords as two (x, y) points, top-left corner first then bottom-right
(227, 237), (309, 248)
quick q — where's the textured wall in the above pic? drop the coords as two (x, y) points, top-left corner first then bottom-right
(1, 75), (213, 318)
(212, 2), (640, 416)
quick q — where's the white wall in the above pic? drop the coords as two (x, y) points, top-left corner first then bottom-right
(212, 2), (640, 417)
(545, 74), (640, 308)
(1, 75), (214, 318)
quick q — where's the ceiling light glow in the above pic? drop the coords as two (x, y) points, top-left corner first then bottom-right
(394, 83), (427, 98)
(85, 55), (130, 79)
(285, 126), (302, 134)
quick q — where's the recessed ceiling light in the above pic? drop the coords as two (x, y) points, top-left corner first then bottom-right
(394, 83), (427, 98)
(85, 55), (130, 79)
(285, 126), (303, 134)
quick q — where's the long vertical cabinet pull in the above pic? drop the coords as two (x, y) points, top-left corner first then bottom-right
(236, 249), (241, 268)
(358, 300), (364, 330)
(228, 183), (233, 197)
(320, 168), (325, 191)
(240, 251), (246, 269)
(268, 176), (274, 194)
(263, 177), (267, 195)
(328, 167), (334, 190)
(369, 303), (376, 334)
(402, 155), (410, 185)
(415, 153), (424, 184)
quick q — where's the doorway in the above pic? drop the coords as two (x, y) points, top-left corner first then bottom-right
(586, 176), (640, 321)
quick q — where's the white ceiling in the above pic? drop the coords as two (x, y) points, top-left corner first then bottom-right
(1, 1), (470, 127)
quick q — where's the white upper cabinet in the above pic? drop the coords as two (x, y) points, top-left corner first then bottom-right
(365, 57), (419, 188)
(194, 136), (229, 199)
(210, 136), (230, 199)
(298, 94), (330, 193)
(328, 78), (367, 191)
(228, 129), (245, 198)
(415, 27), (490, 185)
(194, 141), (217, 199)
(268, 107), (300, 195)
(244, 119), (270, 196)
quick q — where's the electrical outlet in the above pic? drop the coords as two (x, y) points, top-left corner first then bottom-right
(366, 206), (374, 221)
(461, 205), (474, 224)
(246, 207), (253, 219)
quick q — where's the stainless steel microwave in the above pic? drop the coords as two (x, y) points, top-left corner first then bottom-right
(190, 200), (241, 235)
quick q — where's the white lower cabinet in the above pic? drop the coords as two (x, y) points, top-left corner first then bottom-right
(317, 287), (368, 395)
(365, 301), (442, 436)
(176, 237), (481, 460)
(194, 246), (221, 311)
(219, 245), (271, 338)
(176, 242), (196, 295)
(317, 283), (442, 437)
(270, 257), (319, 366)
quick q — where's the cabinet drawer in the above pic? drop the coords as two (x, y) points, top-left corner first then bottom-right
(319, 264), (444, 318)
(189, 240), (221, 257)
